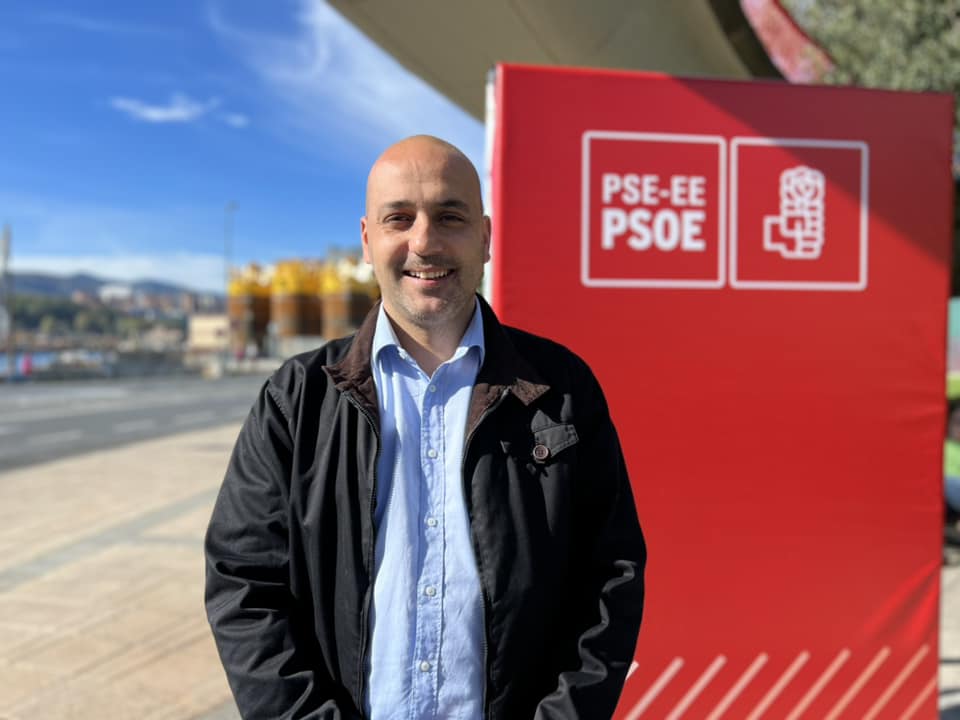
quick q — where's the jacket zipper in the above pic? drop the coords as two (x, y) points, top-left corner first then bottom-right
(461, 387), (510, 720)
(347, 392), (381, 718)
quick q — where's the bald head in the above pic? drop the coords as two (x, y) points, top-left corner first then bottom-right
(365, 135), (483, 217)
(360, 134), (491, 357)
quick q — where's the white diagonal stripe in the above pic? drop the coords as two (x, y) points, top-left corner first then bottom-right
(665, 655), (727, 720)
(898, 675), (937, 720)
(824, 646), (890, 720)
(785, 648), (850, 720)
(627, 660), (640, 679)
(745, 651), (810, 720)
(863, 645), (929, 720)
(706, 653), (768, 720)
(624, 657), (684, 720)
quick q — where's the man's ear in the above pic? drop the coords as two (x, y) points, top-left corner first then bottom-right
(361, 216), (371, 264)
(483, 215), (492, 263)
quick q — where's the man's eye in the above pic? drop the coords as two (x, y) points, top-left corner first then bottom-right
(384, 215), (411, 224)
(440, 214), (465, 223)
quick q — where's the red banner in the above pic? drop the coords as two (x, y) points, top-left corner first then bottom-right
(490, 63), (953, 719)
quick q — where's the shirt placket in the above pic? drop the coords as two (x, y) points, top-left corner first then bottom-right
(411, 367), (445, 719)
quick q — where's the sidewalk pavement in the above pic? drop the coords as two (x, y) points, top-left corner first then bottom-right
(0, 425), (957, 719)
(0, 424), (240, 720)
(945, 563), (960, 719)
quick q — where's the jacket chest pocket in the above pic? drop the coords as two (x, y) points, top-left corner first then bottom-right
(500, 422), (579, 477)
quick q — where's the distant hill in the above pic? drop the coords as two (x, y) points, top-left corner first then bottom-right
(9, 271), (220, 299)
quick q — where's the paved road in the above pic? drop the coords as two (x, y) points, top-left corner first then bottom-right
(0, 374), (269, 472)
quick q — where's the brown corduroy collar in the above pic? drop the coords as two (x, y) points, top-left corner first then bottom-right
(323, 294), (550, 433)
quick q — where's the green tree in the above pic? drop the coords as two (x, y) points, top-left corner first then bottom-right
(73, 311), (93, 334)
(783, 1), (960, 113)
(38, 315), (58, 336)
(781, 0), (960, 291)
(12, 294), (125, 335)
(13, 294), (80, 330)
(116, 315), (149, 338)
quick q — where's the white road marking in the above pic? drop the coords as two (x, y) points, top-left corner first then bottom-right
(824, 646), (890, 720)
(746, 651), (810, 720)
(706, 653), (768, 720)
(113, 419), (158, 434)
(785, 648), (851, 720)
(27, 430), (83, 446)
(898, 675), (936, 720)
(863, 645), (929, 720)
(624, 657), (685, 720)
(665, 655), (727, 720)
(173, 411), (216, 426)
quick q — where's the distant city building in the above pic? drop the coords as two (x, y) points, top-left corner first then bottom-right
(70, 290), (99, 306)
(140, 324), (184, 351)
(98, 283), (133, 304)
(188, 314), (230, 353)
(195, 293), (223, 312)
(180, 292), (197, 315)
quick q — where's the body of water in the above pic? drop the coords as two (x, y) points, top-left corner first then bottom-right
(0, 350), (108, 378)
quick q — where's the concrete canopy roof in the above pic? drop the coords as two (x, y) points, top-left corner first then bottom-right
(328, 0), (779, 120)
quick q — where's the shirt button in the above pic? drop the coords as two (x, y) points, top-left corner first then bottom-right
(426, 448), (438, 459)
(425, 517), (438, 527)
(428, 384), (437, 393)
(424, 585), (437, 597)
(419, 661), (431, 672)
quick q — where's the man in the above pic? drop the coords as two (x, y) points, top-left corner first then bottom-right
(205, 135), (645, 719)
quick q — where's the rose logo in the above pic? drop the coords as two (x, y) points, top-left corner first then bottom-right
(765, 165), (826, 260)
(781, 166), (824, 204)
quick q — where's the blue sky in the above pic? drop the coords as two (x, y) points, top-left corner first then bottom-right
(0, 0), (484, 292)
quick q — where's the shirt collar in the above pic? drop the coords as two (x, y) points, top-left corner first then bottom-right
(459, 297), (486, 366)
(372, 297), (486, 368)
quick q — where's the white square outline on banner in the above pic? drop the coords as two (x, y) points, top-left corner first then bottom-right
(729, 137), (870, 292)
(581, 131), (727, 288)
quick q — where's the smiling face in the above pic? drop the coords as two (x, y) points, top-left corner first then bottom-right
(361, 136), (490, 342)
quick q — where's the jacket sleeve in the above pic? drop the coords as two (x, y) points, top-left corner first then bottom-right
(204, 379), (359, 720)
(534, 371), (646, 719)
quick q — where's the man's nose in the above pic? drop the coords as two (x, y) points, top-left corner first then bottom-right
(409, 215), (442, 255)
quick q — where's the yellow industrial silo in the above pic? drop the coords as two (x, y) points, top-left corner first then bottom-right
(270, 260), (323, 339)
(227, 264), (271, 357)
(319, 255), (379, 340)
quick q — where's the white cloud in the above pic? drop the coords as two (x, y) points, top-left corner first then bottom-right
(12, 253), (229, 293)
(222, 112), (250, 128)
(32, 11), (174, 37)
(110, 93), (220, 124)
(0, 192), (235, 293)
(206, 0), (484, 164)
(0, 192), (204, 257)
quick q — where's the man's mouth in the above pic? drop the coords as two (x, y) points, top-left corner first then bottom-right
(404, 269), (453, 280)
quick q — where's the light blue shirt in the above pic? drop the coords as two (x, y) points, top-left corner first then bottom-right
(366, 300), (486, 720)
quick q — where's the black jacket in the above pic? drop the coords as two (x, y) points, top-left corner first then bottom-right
(205, 297), (646, 719)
